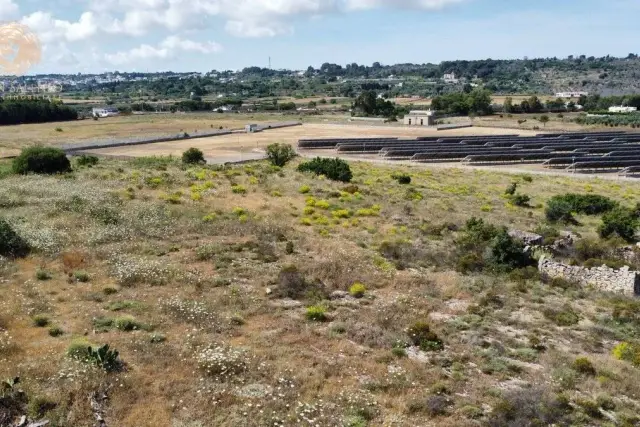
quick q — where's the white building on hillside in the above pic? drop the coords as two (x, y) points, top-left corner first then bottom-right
(609, 106), (638, 113)
(443, 72), (458, 83)
(555, 91), (588, 98)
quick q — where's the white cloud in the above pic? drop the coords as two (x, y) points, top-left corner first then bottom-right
(104, 36), (222, 65)
(21, 11), (98, 43)
(0, 0), (19, 20)
(82, 0), (468, 38)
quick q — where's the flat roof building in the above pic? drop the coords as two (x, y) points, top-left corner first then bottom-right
(403, 110), (435, 127)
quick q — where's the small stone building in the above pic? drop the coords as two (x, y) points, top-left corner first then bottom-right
(403, 110), (435, 127)
(245, 124), (258, 133)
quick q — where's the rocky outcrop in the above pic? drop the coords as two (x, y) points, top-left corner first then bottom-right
(539, 257), (640, 296)
(508, 230), (543, 246)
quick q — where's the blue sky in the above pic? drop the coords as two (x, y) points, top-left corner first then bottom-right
(4, 0), (639, 74)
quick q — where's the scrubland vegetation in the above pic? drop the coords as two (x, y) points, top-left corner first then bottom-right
(1, 147), (640, 426)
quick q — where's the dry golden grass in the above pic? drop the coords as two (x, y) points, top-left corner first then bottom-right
(1, 155), (640, 426)
(0, 112), (308, 157)
(87, 123), (540, 159)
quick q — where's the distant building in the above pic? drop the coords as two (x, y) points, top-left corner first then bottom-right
(443, 72), (458, 83)
(404, 110), (435, 127)
(609, 106), (638, 113)
(555, 91), (588, 98)
(245, 124), (259, 133)
(92, 107), (119, 118)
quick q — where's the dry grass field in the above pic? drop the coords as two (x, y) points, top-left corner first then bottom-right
(0, 113), (308, 158)
(2, 152), (640, 426)
(86, 124), (540, 160)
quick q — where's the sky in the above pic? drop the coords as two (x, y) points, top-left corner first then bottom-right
(3, 0), (639, 74)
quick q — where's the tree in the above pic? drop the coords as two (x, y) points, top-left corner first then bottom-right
(504, 97), (513, 113)
(182, 147), (205, 164)
(527, 96), (544, 113)
(467, 88), (493, 115)
(539, 115), (550, 127)
(266, 143), (297, 167)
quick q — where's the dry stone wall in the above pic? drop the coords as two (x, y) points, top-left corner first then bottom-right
(539, 257), (640, 296)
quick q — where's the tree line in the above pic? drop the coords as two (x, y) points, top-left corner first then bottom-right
(0, 99), (77, 125)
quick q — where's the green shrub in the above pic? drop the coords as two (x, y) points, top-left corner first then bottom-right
(231, 185), (247, 194)
(285, 241), (294, 254)
(114, 315), (142, 331)
(299, 185), (311, 194)
(48, 326), (64, 337)
(0, 218), (29, 258)
(349, 283), (366, 298)
(74, 270), (90, 282)
(544, 305), (580, 326)
(599, 207), (638, 242)
(32, 315), (50, 327)
(182, 147), (205, 164)
(35, 269), (51, 281)
(75, 154), (99, 167)
(546, 193), (617, 223)
(392, 173), (411, 184)
(306, 305), (328, 321)
(612, 341), (640, 366)
(407, 322), (444, 351)
(545, 198), (575, 223)
(266, 143), (297, 167)
(573, 357), (596, 376)
(505, 182), (518, 196)
(67, 338), (93, 360)
(298, 157), (353, 182)
(488, 229), (534, 271)
(13, 146), (71, 175)
(509, 193), (531, 207)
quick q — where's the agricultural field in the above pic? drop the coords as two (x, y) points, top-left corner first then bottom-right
(2, 150), (640, 426)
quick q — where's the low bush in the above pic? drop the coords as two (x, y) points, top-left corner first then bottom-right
(488, 388), (572, 426)
(505, 182), (518, 196)
(32, 315), (50, 327)
(306, 305), (328, 321)
(266, 143), (297, 167)
(455, 218), (533, 272)
(35, 269), (51, 281)
(509, 193), (531, 207)
(299, 185), (311, 194)
(391, 173), (411, 184)
(349, 283), (366, 298)
(544, 305), (580, 326)
(573, 357), (596, 376)
(13, 146), (71, 175)
(182, 147), (205, 164)
(67, 338), (93, 360)
(272, 265), (326, 300)
(48, 326), (64, 337)
(546, 193), (618, 223)
(612, 341), (640, 366)
(0, 219), (30, 258)
(407, 322), (444, 351)
(75, 154), (99, 167)
(599, 207), (638, 242)
(114, 315), (142, 331)
(74, 270), (90, 282)
(298, 157), (353, 182)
